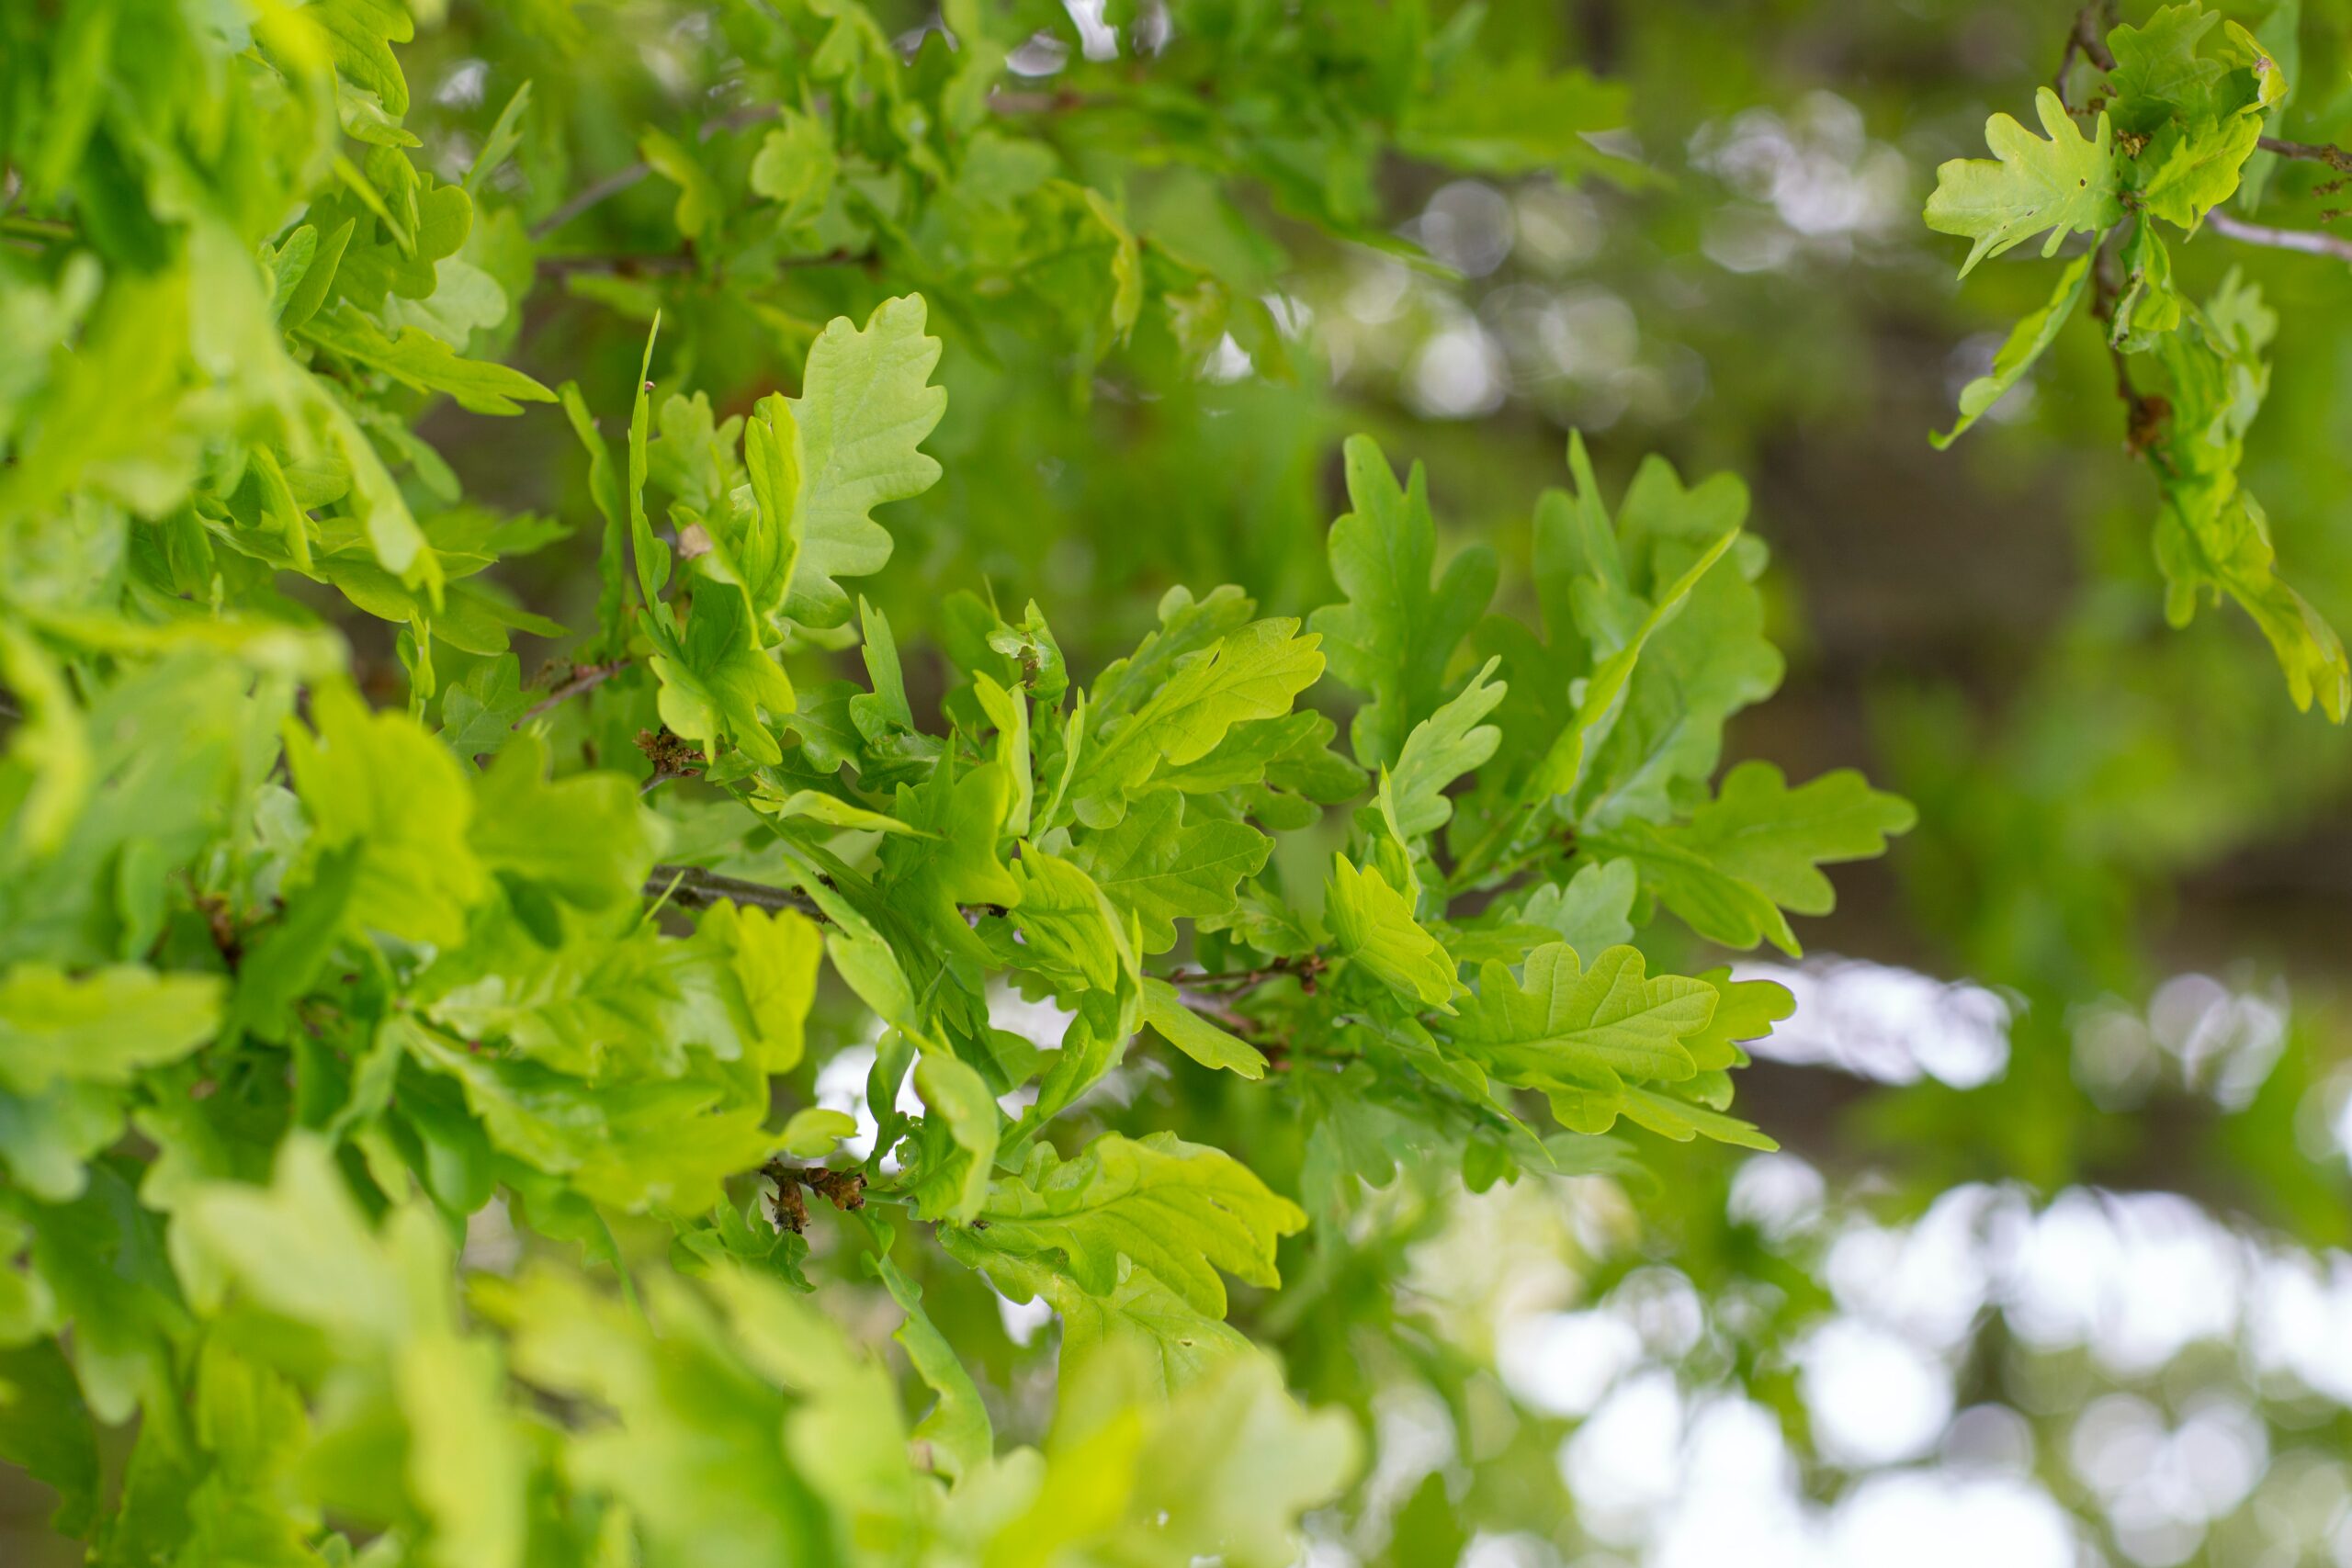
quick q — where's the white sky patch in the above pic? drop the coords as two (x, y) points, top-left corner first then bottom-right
(1736, 957), (2011, 1088)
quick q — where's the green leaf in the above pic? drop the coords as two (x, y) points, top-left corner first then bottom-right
(1609, 1085), (1778, 1150)
(997, 1348), (1358, 1568)
(952, 1132), (1304, 1317)
(2106, 3), (2282, 131)
(752, 110), (841, 230)
(1384, 655), (1504, 840)
(870, 1255), (991, 1483)
(1511, 857), (1638, 955)
(780, 1108), (856, 1158)
(0, 963), (220, 1097)
(778, 296), (948, 627)
(409, 1031), (775, 1213)
(439, 653), (529, 756)
(282, 685), (489, 947)
(1589, 761), (1917, 955)
(1140, 977), (1269, 1079)
(910, 1046), (1001, 1225)
(1001, 846), (1134, 994)
(639, 127), (724, 243)
(1327, 853), (1458, 1011)
(1071, 618), (1326, 825)
(1924, 87), (2121, 276)
(2138, 112), (2264, 229)
(876, 756), (1022, 962)
(944, 1236), (1250, 1397)
(695, 900), (824, 1076)
(1071, 789), (1272, 954)
(175, 1132), (437, 1344)
(1933, 252), (2092, 449)
(651, 581), (796, 764)
(1449, 943), (1714, 1101)
(469, 734), (658, 914)
(1308, 434), (1497, 769)
(2110, 219), (2184, 352)
(300, 302), (556, 414)
(1529, 514), (1742, 804)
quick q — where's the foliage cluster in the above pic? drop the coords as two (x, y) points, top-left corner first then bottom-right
(0, 1), (1922, 1563)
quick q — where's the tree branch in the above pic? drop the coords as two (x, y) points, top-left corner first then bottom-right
(2257, 135), (2352, 174)
(644, 863), (825, 919)
(2053, 2), (2118, 110)
(2205, 209), (2352, 263)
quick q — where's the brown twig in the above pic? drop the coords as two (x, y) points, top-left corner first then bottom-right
(1159, 952), (1328, 996)
(2204, 209), (2352, 263)
(2053, 2), (2119, 110)
(2257, 136), (2352, 174)
(645, 863), (825, 919)
(2087, 231), (2173, 458)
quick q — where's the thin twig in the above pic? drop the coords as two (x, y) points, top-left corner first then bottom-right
(528, 102), (782, 240)
(2087, 229), (2172, 457)
(644, 863), (825, 919)
(538, 247), (876, 277)
(514, 659), (628, 727)
(2205, 209), (2352, 263)
(1159, 952), (1327, 996)
(2258, 136), (2352, 174)
(2053, 2), (2118, 110)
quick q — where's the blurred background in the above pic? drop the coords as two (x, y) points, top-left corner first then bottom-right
(16, 0), (2352, 1563)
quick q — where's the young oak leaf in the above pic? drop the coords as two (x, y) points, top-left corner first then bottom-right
(1933, 252), (2093, 449)
(283, 684), (489, 946)
(2105, 3), (2284, 132)
(1383, 655), (1505, 840)
(1566, 452), (1783, 831)
(1327, 853), (1459, 1011)
(868, 1255), (991, 1483)
(468, 733), (659, 916)
(649, 581), (796, 765)
(940, 1235), (1251, 1398)
(876, 755), (1022, 963)
(408, 1031), (776, 1213)
(2137, 113), (2265, 230)
(1070, 788), (1272, 954)
(1510, 857), (1639, 956)
(1586, 761), (1917, 956)
(299, 302), (557, 415)
(1000, 845), (1136, 994)
(1139, 977), (1270, 1080)
(1924, 87), (2121, 276)
(947, 1131), (1305, 1318)
(777, 295), (948, 627)
(1593, 1085), (1778, 1151)
(1071, 619), (1325, 826)
(0, 964), (224, 1096)
(1680, 761), (1915, 909)
(1448, 943), (1715, 1101)
(1308, 434), (1498, 769)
